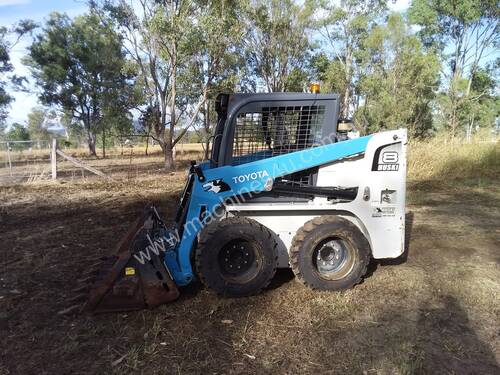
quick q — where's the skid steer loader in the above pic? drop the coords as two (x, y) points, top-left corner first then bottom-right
(82, 91), (407, 313)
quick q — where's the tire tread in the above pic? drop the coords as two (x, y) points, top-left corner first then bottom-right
(290, 215), (370, 290)
(195, 216), (278, 296)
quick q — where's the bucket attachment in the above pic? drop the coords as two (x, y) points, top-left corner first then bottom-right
(83, 206), (180, 313)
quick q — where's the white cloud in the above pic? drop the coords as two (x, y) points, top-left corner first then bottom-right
(387, 0), (411, 13)
(0, 0), (30, 7)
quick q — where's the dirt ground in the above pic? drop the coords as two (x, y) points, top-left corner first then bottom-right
(0, 155), (499, 374)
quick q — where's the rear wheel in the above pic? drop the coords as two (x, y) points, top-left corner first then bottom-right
(195, 217), (278, 297)
(290, 216), (370, 290)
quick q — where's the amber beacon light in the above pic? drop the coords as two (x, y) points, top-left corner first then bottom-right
(310, 83), (321, 93)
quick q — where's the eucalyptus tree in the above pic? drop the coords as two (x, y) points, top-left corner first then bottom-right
(26, 11), (135, 156)
(6, 123), (30, 145)
(355, 13), (440, 137)
(0, 27), (14, 125)
(316, 0), (386, 118)
(460, 66), (499, 141)
(27, 107), (52, 141)
(186, 0), (246, 159)
(0, 20), (37, 125)
(409, 0), (499, 137)
(244, 0), (316, 93)
(99, 0), (172, 162)
(101, 0), (244, 168)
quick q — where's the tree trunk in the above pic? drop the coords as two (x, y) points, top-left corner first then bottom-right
(102, 126), (106, 158)
(204, 101), (210, 160)
(342, 85), (350, 119)
(164, 2), (178, 172)
(342, 46), (353, 119)
(87, 134), (97, 157)
(83, 116), (97, 157)
(204, 138), (210, 161)
(163, 143), (174, 170)
(449, 100), (458, 140)
(166, 53), (177, 170)
(466, 116), (474, 143)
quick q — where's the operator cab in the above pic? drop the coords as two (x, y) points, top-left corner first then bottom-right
(209, 92), (345, 195)
(211, 92), (342, 169)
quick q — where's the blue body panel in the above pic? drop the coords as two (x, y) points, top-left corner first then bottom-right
(164, 135), (373, 285)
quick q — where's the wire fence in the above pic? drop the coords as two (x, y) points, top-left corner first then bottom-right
(0, 140), (53, 185)
(0, 138), (207, 186)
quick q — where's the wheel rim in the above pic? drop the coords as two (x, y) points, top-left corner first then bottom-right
(218, 239), (261, 283)
(313, 238), (356, 280)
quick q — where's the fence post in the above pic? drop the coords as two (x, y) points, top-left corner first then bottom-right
(51, 138), (57, 180)
(6, 141), (12, 176)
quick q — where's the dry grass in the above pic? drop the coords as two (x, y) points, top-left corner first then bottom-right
(408, 137), (499, 181)
(57, 143), (205, 159)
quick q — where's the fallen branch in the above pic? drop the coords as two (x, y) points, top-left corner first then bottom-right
(56, 149), (114, 181)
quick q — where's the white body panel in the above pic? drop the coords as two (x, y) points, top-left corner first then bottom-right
(225, 129), (407, 268)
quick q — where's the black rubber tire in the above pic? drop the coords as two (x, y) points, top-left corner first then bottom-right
(195, 217), (278, 297)
(290, 216), (371, 290)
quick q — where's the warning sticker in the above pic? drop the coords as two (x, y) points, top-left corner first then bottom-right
(372, 207), (396, 217)
(125, 267), (136, 276)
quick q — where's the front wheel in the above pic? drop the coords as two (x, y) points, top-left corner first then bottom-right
(290, 216), (371, 290)
(195, 217), (278, 297)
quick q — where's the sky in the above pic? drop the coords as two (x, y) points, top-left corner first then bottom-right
(1, 0), (88, 124)
(2, 0), (411, 124)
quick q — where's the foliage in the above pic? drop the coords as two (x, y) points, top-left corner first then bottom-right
(245, 0), (315, 93)
(0, 28), (10, 124)
(26, 107), (53, 141)
(315, 0), (387, 117)
(409, 0), (498, 54)
(460, 67), (499, 139)
(100, 0), (247, 168)
(0, 20), (37, 125)
(6, 122), (30, 142)
(185, 0), (246, 157)
(61, 110), (86, 146)
(409, 0), (499, 138)
(26, 11), (136, 156)
(0, 122), (6, 140)
(355, 13), (440, 138)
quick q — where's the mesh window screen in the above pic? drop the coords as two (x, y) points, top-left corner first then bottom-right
(232, 105), (326, 165)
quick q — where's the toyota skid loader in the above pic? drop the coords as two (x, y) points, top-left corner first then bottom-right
(83, 91), (407, 313)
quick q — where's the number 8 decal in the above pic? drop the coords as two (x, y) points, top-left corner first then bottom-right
(382, 151), (398, 164)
